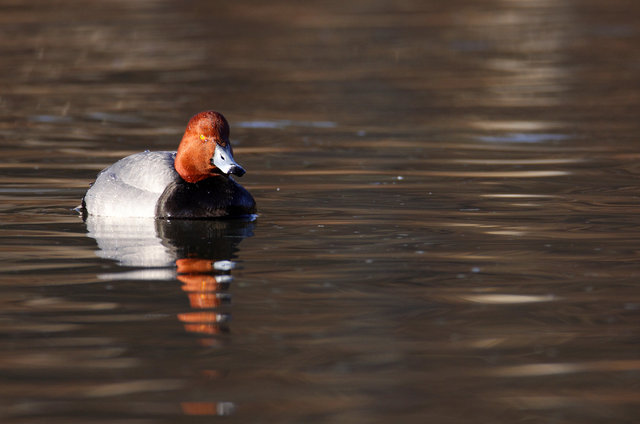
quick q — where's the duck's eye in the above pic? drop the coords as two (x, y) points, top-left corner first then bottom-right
(199, 134), (206, 142)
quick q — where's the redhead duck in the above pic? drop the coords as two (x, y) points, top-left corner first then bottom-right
(82, 111), (256, 219)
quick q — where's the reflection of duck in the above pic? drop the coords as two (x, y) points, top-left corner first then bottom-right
(82, 111), (256, 219)
(85, 216), (254, 276)
(85, 216), (254, 336)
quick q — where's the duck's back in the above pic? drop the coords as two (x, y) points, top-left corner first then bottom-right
(83, 151), (179, 218)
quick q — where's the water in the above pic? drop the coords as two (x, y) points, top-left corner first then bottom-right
(1, 0), (639, 422)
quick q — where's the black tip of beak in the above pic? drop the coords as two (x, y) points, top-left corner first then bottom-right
(229, 165), (246, 177)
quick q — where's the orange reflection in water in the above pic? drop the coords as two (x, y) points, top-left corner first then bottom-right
(176, 258), (215, 274)
(176, 259), (233, 337)
(185, 292), (225, 309)
(181, 401), (235, 416)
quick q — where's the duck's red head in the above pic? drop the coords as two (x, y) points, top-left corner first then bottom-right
(175, 111), (246, 183)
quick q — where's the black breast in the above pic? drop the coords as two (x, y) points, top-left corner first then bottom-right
(156, 176), (256, 219)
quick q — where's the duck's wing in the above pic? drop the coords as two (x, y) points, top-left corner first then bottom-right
(83, 151), (179, 218)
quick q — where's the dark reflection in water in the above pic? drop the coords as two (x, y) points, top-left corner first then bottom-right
(1, 0), (640, 423)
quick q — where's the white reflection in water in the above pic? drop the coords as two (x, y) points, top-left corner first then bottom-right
(86, 216), (174, 269)
(457, 159), (581, 165)
(470, 120), (563, 131)
(235, 120), (337, 129)
(489, 360), (640, 377)
(460, 294), (556, 304)
(97, 268), (177, 281)
(481, 194), (557, 198)
(477, 133), (570, 143)
(484, 230), (528, 236)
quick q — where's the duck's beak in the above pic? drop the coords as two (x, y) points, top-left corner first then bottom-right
(212, 143), (246, 177)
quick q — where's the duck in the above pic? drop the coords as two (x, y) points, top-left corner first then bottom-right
(82, 111), (256, 219)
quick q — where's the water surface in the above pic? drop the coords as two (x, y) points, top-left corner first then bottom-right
(1, 0), (640, 422)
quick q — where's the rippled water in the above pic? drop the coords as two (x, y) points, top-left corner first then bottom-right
(1, 0), (640, 422)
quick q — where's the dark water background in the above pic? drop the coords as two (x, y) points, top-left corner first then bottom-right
(1, 0), (640, 422)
